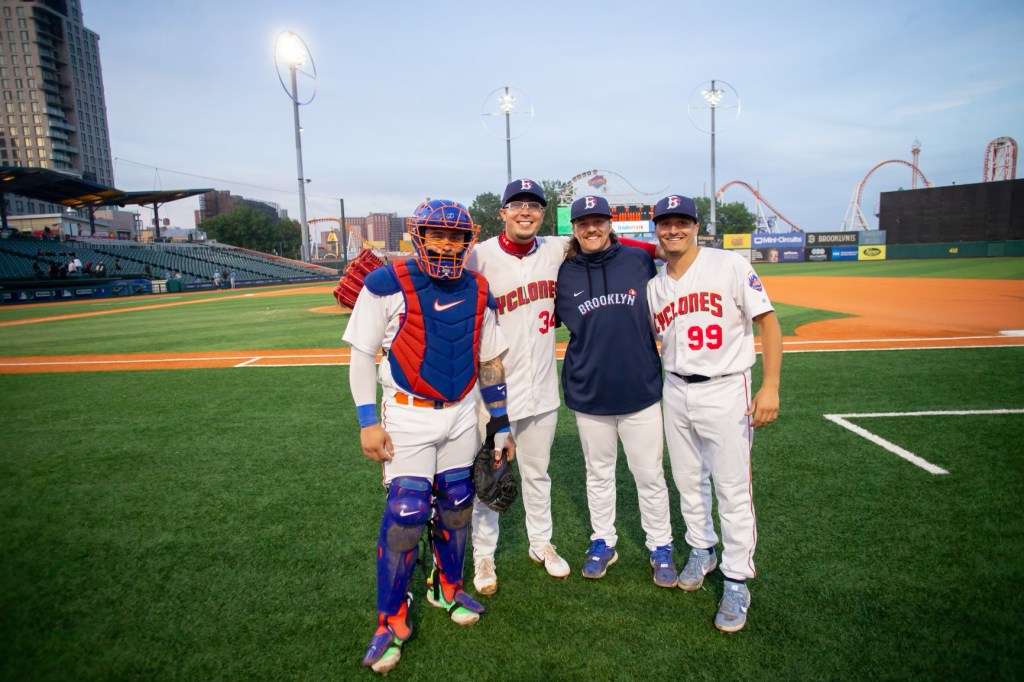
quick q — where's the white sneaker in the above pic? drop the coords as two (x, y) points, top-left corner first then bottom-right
(529, 543), (571, 578)
(473, 556), (498, 595)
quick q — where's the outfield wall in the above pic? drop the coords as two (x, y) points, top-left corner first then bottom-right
(721, 229), (1023, 262)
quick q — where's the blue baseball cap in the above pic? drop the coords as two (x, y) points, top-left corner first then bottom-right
(501, 178), (547, 207)
(653, 194), (699, 223)
(570, 195), (612, 222)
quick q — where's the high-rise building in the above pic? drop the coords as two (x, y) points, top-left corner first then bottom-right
(195, 190), (287, 225)
(0, 0), (113, 215)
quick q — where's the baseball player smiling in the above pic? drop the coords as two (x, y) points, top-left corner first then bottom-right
(466, 179), (571, 593)
(646, 194), (782, 633)
(344, 199), (516, 674)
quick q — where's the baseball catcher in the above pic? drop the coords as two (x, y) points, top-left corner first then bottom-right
(343, 199), (516, 675)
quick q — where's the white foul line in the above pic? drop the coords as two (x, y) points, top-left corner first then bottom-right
(823, 409), (1024, 476)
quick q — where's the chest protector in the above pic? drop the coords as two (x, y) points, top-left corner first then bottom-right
(367, 259), (490, 402)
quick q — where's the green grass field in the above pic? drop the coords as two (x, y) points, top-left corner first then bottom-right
(1, 258), (1022, 680)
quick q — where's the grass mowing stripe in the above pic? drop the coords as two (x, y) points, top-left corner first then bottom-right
(2, 348), (1022, 679)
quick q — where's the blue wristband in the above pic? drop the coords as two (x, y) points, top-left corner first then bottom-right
(356, 404), (378, 428)
(480, 383), (507, 404)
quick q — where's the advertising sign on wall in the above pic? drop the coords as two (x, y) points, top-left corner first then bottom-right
(722, 233), (751, 249)
(751, 233), (805, 248)
(858, 245), (887, 260)
(807, 246), (830, 262)
(859, 230), (887, 245)
(804, 232), (859, 247)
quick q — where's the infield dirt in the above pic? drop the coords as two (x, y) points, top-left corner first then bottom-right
(1, 277), (1021, 373)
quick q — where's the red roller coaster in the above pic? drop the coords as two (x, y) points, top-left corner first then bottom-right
(841, 159), (930, 231)
(716, 180), (805, 232)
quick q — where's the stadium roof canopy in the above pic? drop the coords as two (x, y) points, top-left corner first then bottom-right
(0, 165), (210, 211)
(0, 166), (212, 237)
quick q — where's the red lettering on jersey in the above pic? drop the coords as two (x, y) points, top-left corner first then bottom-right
(710, 292), (722, 317)
(494, 280), (556, 316)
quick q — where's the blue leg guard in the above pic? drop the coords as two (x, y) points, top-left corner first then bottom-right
(376, 476), (431, 615)
(430, 467), (475, 589)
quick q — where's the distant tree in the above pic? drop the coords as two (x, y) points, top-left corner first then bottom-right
(273, 218), (303, 260)
(200, 205), (302, 259)
(468, 192), (504, 242)
(692, 197), (756, 235)
(540, 178), (565, 236)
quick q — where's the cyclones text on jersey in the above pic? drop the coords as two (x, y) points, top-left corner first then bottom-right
(652, 291), (723, 333)
(494, 279), (557, 314)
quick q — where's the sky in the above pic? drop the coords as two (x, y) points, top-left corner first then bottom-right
(84, 0), (1024, 239)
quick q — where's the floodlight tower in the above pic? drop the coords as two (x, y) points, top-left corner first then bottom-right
(275, 31), (317, 262)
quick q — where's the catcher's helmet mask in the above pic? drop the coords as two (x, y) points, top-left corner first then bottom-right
(408, 199), (479, 279)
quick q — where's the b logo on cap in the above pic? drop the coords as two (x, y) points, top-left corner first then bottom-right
(521, 179), (533, 190)
(585, 196), (597, 209)
(667, 196), (680, 209)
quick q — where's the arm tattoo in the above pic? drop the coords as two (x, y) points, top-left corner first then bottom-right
(479, 357), (505, 388)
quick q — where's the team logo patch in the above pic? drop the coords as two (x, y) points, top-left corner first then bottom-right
(747, 273), (764, 292)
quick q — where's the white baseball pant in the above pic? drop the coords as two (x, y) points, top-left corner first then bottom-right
(379, 395), (480, 484)
(663, 370), (757, 580)
(574, 402), (673, 551)
(472, 407), (558, 559)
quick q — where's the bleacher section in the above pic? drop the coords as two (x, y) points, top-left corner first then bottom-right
(0, 236), (338, 286)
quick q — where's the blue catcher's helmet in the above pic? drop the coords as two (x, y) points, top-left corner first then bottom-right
(407, 199), (479, 279)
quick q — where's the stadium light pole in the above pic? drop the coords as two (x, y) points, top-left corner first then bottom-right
(687, 80), (740, 237)
(275, 31), (317, 262)
(704, 82), (722, 235)
(482, 86), (534, 185)
(499, 87), (514, 184)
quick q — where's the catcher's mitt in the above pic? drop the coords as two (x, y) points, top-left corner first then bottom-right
(473, 435), (517, 513)
(333, 249), (386, 309)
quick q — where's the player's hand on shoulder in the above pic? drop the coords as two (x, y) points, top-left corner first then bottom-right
(360, 424), (394, 462)
(747, 385), (779, 428)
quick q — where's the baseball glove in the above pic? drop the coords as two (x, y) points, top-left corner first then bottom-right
(473, 434), (517, 513)
(333, 249), (386, 309)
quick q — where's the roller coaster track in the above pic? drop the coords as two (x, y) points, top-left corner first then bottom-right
(842, 160), (930, 231)
(308, 217), (371, 257)
(716, 180), (804, 233)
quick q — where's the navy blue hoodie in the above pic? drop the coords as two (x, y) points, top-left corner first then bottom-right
(555, 243), (662, 415)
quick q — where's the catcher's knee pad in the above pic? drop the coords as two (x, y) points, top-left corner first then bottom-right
(430, 467), (474, 583)
(376, 476), (431, 615)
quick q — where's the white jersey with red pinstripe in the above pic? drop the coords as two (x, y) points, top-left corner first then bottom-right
(646, 246), (774, 581)
(465, 235), (564, 420)
(465, 234), (565, 560)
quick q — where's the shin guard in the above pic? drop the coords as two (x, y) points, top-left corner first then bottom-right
(376, 476), (431, 615)
(430, 467), (475, 595)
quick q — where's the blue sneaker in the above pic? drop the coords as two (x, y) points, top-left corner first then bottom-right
(678, 547), (717, 591)
(581, 539), (618, 579)
(715, 580), (750, 633)
(650, 544), (678, 588)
